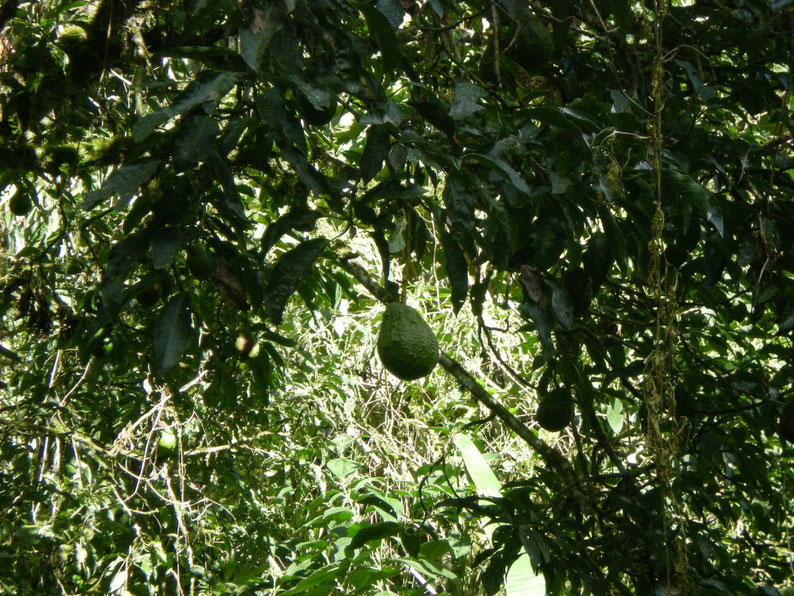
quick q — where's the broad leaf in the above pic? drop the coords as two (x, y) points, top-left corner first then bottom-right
(264, 238), (329, 323)
(153, 294), (193, 373)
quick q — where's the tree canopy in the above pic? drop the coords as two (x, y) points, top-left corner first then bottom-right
(2, 0), (794, 594)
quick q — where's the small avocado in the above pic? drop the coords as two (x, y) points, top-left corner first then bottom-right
(377, 303), (439, 381)
(158, 429), (177, 452)
(536, 388), (574, 432)
(9, 190), (32, 216)
(187, 247), (215, 280)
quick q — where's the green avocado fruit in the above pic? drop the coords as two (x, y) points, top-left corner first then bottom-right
(9, 191), (32, 216)
(509, 11), (553, 73)
(187, 247), (215, 280)
(158, 429), (177, 452)
(377, 303), (439, 381)
(536, 389), (574, 432)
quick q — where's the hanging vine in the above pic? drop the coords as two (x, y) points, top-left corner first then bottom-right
(644, 0), (690, 592)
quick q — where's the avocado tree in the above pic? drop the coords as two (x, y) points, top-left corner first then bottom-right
(2, 0), (794, 594)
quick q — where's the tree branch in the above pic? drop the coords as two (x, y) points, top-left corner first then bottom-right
(437, 352), (577, 483)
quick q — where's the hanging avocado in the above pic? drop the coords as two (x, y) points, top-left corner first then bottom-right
(508, 10), (553, 73)
(187, 247), (216, 280)
(535, 388), (575, 432)
(9, 190), (32, 216)
(377, 303), (439, 381)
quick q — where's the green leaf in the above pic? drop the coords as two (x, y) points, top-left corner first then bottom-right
(453, 434), (501, 497)
(466, 154), (530, 195)
(173, 116), (220, 170)
(376, 0), (404, 29)
(360, 125), (390, 182)
(439, 228), (468, 313)
(261, 209), (321, 256)
(359, 4), (402, 72)
(81, 158), (161, 209)
(606, 398), (624, 433)
(150, 228), (182, 270)
(349, 521), (400, 550)
(153, 293), (193, 373)
(550, 282), (573, 329)
(239, 5), (283, 72)
(264, 238), (329, 324)
(506, 554), (545, 596)
(132, 72), (238, 141)
(280, 563), (345, 596)
(326, 457), (362, 479)
(663, 169), (709, 217)
(450, 80), (484, 120)
(443, 172), (475, 233)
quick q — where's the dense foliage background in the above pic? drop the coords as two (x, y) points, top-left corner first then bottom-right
(2, 0), (794, 594)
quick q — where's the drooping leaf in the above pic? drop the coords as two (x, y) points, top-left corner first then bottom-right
(153, 293), (193, 373)
(359, 4), (402, 72)
(264, 238), (329, 324)
(360, 125), (390, 182)
(439, 228), (468, 313)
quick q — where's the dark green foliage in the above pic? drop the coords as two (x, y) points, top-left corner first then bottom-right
(3, 0), (794, 593)
(779, 404), (794, 443)
(377, 303), (439, 381)
(509, 10), (553, 73)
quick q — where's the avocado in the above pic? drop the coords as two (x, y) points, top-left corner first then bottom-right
(377, 303), (439, 381)
(9, 190), (32, 216)
(187, 247), (215, 280)
(158, 429), (177, 452)
(536, 388), (574, 432)
(508, 11), (553, 73)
